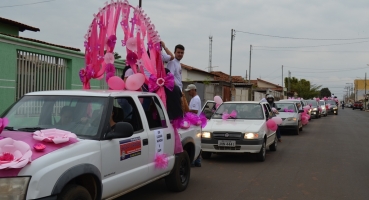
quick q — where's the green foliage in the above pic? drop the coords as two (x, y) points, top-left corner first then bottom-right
(284, 77), (322, 99)
(320, 88), (331, 98)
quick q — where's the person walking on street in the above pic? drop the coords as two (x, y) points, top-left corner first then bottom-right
(167, 44), (185, 91)
(185, 84), (202, 166)
(266, 95), (282, 142)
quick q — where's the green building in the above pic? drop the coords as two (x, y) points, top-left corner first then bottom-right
(0, 17), (125, 114)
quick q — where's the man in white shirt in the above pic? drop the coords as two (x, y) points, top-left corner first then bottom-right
(167, 44), (185, 91)
(185, 84), (202, 167)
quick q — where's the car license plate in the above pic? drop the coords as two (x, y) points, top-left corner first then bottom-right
(218, 140), (236, 147)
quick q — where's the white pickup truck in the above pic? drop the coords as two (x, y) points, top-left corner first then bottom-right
(0, 90), (201, 200)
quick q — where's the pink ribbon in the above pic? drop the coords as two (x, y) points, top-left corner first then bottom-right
(148, 73), (175, 92)
(283, 108), (294, 113)
(222, 110), (237, 120)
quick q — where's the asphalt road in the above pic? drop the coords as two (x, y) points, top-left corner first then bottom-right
(120, 108), (369, 200)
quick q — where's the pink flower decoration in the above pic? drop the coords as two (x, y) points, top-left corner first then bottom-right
(154, 153), (168, 169)
(33, 129), (77, 144)
(107, 35), (117, 49)
(104, 53), (115, 64)
(126, 52), (138, 66)
(0, 117), (9, 134)
(0, 138), (32, 170)
(126, 37), (137, 52)
(180, 121), (190, 129)
(222, 110), (237, 120)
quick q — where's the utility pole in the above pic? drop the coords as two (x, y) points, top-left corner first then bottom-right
(365, 72), (367, 110)
(245, 70), (248, 82)
(288, 71), (291, 97)
(282, 65), (284, 97)
(248, 45), (252, 84)
(208, 35), (213, 72)
(229, 29), (235, 101)
(139, 0), (142, 7)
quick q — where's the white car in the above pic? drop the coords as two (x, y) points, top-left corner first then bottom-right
(319, 100), (328, 116)
(275, 101), (304, 135)
(200, 101), (278, 162)
(0, 90), (201, 200)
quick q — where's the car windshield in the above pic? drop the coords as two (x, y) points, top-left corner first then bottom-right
(212, 103), (264, 120)
(2, 95), (108, 138)
(275, 103), (297, 112)
(306, 100), (318, 107)
(326, 100), (336, 105)
(319, 101), (325, 105)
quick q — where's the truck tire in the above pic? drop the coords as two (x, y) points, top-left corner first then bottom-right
(254, 140), (266, 162)
(201, 151), (212, 159)
(165, 151), (191, 192)
(57, 184), (92, 200)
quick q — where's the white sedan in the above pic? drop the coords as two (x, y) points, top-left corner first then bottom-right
(200, 101), (278, 162)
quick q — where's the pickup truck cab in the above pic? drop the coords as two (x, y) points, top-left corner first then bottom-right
(0, 90), (201, 200)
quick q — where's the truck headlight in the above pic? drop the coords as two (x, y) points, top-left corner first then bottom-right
(201, 132), (211, 138)
(0, 177), (30, 200)
(244, 133), (259, 139)
(286, 117), (297, 121)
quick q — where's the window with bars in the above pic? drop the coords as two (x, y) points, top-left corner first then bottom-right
(16, 51), (67, 100)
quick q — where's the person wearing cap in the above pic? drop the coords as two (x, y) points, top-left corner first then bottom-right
(185, 84), (202, 167)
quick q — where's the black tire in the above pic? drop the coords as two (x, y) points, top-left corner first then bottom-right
(58, 184), (92, 200)
(295, 125), (300, 135)
(269, 135), (277, 151)
(201, 151), (212, 159)
(165, 151), (191, 192)
(353, 108), (355, 110)
(255, 140), (266, 162)
(299, 122), (303, 131)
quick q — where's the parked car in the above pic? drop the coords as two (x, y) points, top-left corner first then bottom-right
(0, 90), (201, 200)
(200, 101), (278, 162)
(305, 100), (322, 119)
(319, 100), (328, 117)
(325, 100), (338, 115)
(352, 101), (363, 110)
(275, 102), (304, 135)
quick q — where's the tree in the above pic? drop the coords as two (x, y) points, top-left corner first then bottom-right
(320, 88), (331, 98)
(285, 77), (321, 99)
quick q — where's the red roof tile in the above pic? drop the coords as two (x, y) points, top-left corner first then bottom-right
(181, 63), (217, 76)
(211, 71), (246, 82)
(0, 17), (40, 32)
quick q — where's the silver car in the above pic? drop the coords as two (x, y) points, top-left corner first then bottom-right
(319, 100), (328, 117)
(275, 102), (304, 135)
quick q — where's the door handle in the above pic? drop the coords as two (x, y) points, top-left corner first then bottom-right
(143, 139), (148, 146)
(167, 133), (171, 140)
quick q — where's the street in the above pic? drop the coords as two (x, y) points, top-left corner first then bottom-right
(120, 108), (369, 200)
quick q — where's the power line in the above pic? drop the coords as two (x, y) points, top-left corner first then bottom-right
(253, 40), (369, 49)
(234, 30), (369, 41)
(0, 0), (56, 8)
(291, 67), (367, 73)
(284, 66), (368, 71)
(253, 49), (369, 53)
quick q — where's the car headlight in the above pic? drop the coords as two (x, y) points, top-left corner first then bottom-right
(313, 108), (317, 111)
(286, 117), (297, 121)
(0, 177), (30, 200)
(201, 132), (211, 138)
(333, 107), (337, 110)
(244, 133), (259, 139)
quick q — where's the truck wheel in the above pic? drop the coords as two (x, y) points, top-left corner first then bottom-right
(201, 151), (212, 159)
(269, 136), (277, 151)
(254, 141), (266, 162)
(58, 184), (92, 200)
(165, 151), (191, 192)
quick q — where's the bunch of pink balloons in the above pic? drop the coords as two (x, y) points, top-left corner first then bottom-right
(266, 119), (278, 131)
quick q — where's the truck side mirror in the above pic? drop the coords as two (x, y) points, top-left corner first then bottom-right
(106, 122), (134, 140)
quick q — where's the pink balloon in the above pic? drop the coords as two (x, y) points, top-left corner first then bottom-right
(214, 96), (223, 104)
(108, 76), (125, 90)
(126, 37), (137, 52)
(266, 119), (278, 131)
(125, 73), (145, 91)
(271, 117), (283, 125)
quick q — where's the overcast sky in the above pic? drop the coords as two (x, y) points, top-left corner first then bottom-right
(1, 0), (369, 98)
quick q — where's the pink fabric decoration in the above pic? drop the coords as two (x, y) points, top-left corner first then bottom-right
(271, 117), (283, 125)
(283, 108), (294, 113)
(323, 97), (327, 101)
(104, 52), (115, 64)
(222, 110), (237, 120)
(266, 119), (278, 131)
(199, 113), (208, 128)
(126, 37), (137, 52)
(0, 138), (32, 170)
(148, 73), (175, 92)
(184, 112), (199, 125)
(180, 121), (191, 129)
(33, 143), (46, 152)
(105, 63), (116, 82)
(33, 129), (77, 144)
(316, 98), (321, 101)
(126, 52), (138, 66)
(106, 35), (117, 51)
(154, 153), (168, 169)
(0, 117), (9, 134)
(108, 76), (125, 90)
(214, 96), (223, 105)
(171, 119), (184, 154)
(125, 73), (145, 91)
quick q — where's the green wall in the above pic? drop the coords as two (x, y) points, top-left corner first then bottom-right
(0, 34), (124, 114)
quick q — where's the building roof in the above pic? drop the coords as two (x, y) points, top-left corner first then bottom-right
(181, 64), (218, 76)
(252, 78), (282, 88)
(211, 71), (246, 83)
(0, 33), (80, 52)
(0, 17), (40, 32)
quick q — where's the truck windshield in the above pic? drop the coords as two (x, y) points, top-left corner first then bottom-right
(212, 103), (264, 120)
(2, 95), (108, 138)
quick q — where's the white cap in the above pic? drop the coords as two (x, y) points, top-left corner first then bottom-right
(185, 84), (197, 91)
